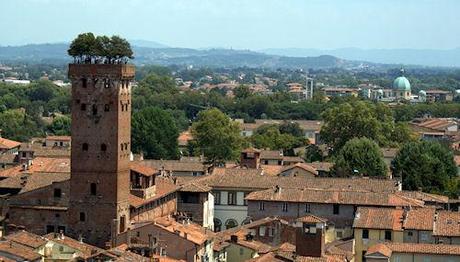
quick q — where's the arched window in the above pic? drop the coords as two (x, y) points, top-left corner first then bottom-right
(225, 219), (238, 229)
(82, 143), (88, 151)
(101, 144), (107, 152)
(214, 219), (222, 232)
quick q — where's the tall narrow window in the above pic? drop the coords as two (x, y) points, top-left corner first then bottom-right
(333, 204), (340, 215)
(259, 201), (265, 211)
(362, 229), (369, 239)
(90, 183), (97, 195)
(81, 78), (87, 88)
(282, 202), (288, 212)
(80, 103), (86, 111)
(100, 144), (107, 152)
(104, 104), (110, 112)
(79, 212), (86, 222)
(305, 203), (311, 213)
(82, 143), (88, 151)
(228, 191), (236, 205)
(92, 104), (98, 115)
(54, 188), (62, 198)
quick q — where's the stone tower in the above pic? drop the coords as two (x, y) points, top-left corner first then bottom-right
(67, 63), (135, 248)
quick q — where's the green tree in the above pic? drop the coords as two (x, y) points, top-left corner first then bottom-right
(279, 121), (304, 137)
(392, 140), (458, 196)
(320, 101), (412, 153)
(132, 107), (179, 159)
(303, 144), (323, 163)
(333, 138), (388, 177)
(234, 85), (252, 99)
(250, 124), (306, 153)
(191, 108), (242, 165)
(48, 115), (71, 136)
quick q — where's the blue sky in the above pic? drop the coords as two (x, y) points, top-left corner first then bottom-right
(1, 0), (459, 49)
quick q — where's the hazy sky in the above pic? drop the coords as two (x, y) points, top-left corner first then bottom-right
(1, 0), (459, 50)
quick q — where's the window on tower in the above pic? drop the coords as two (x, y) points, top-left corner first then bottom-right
(101, 144), (107, 152)
(104, 104), (110, 112)
(92, 104), (98, 115)
(79, 212), (86, 222)
(82, 143), (89, 151)
(81, 103), (86, 111)
(81, 78), (87, 88)
(90, 183), (97, 195)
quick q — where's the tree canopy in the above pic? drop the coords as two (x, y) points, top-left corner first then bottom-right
(320, 100), (413, 153)
(191, 108), (242, 165)
(131, 107), (179, 159)
(392, 140), (458, 197)
(250, 124), (307, 154)
(68, 33), (133, 64)
(333, 137), (388, 177)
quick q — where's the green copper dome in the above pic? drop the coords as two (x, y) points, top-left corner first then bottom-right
(393, 68), (411, 91)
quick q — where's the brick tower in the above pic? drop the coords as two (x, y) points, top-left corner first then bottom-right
(67, 63), (135, 247)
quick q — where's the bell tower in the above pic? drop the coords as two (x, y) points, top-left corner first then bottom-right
(67, 63), (135, 247)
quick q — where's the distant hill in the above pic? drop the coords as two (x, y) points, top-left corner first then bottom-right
(261, 48), (460, 68)
(0, 43), (353, 69)
(129, 39), (169, 48)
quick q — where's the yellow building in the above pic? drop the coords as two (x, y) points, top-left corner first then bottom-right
(353, 207), (405, 262)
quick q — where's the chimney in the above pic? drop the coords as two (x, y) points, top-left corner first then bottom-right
(240, 148), (260, 169)
(294, 221), (325, 258)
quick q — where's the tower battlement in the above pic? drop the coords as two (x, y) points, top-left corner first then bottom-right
(68, 64), (135, 79)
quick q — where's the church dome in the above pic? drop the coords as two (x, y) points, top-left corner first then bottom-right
(393, 68), (411, 91)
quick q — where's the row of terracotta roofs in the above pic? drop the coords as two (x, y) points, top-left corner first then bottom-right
(0, 230), (148, 261)
(353, 206), (460, 237)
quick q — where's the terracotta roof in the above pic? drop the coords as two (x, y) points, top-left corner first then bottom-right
(365, 243), (392, 257)
(280, 163), (318, 176)
(261, 165), (284, 176)
(178, 131), (193, 146)
(0, 137), (21, 150)
(247, 187), (422, 208)
(367, 242), (460, 257)
(353, 207), (404, 231)
(145, 216), (214, 245)
(396, 191), (449, 204)
(297, 215), (328, 224)
(433, 211), (460, 237)
(5, 230), (47, 249)
(180, 182), (212, 192)
(0, 154), (16, 164)
(308, 162), (333, 172)
(203, 167), (399, 192)
(260, 150), (283, 160)
(140, 160), (206, 173)
(0, 172), (70, 194)
(130, 163), (157, 177)
(46, 135), (71, 141)
(129, 177), (179, 208)
(0, 157), (70, 178)
(44, 233), (105, 259)
(403, 207), (436, 231)
(282, 156), (305, 163)
(0, 240), (41, 261)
